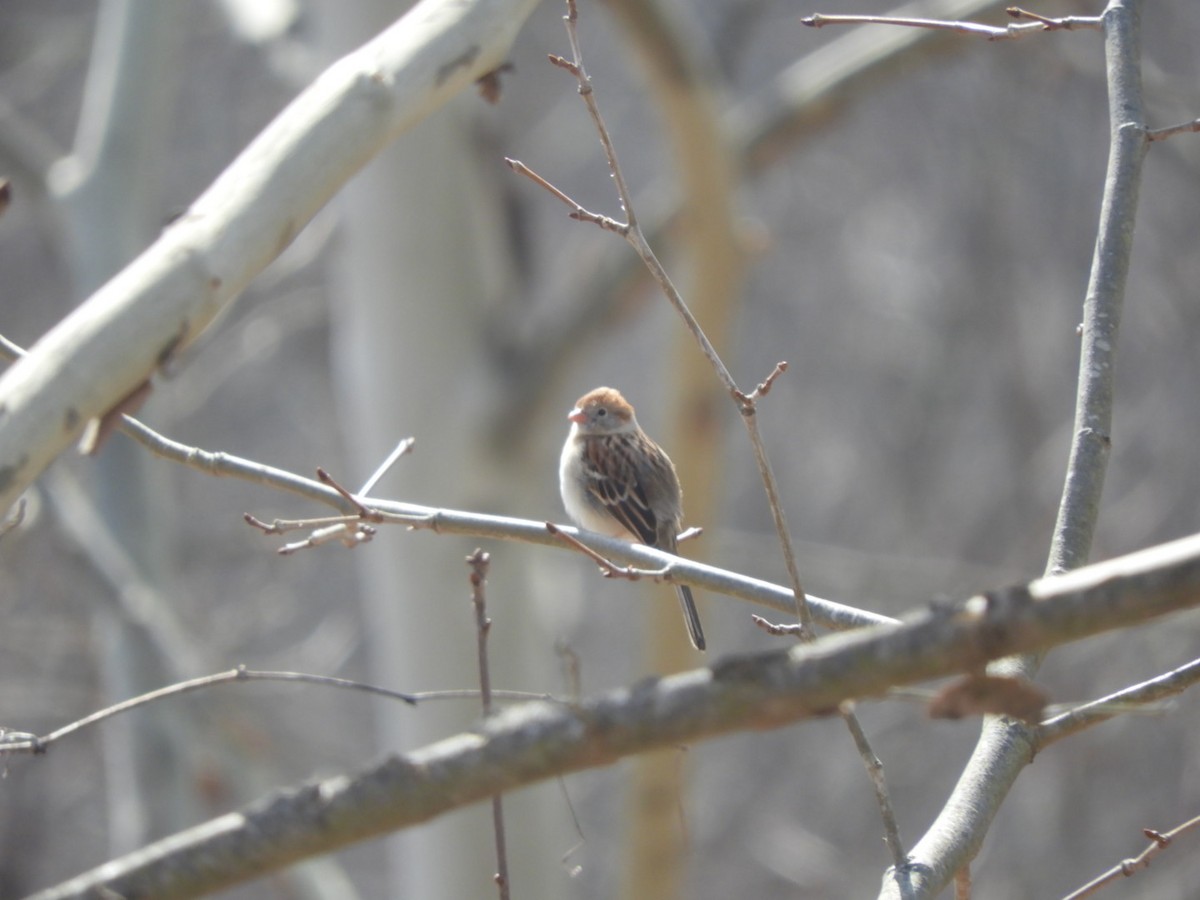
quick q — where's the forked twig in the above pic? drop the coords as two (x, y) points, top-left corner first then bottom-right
(546, 522), (674, 582)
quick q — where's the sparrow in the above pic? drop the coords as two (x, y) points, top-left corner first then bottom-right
(559, 386), (706, 651)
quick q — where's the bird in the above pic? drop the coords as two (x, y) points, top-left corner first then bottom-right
(559, 386), (706, 651)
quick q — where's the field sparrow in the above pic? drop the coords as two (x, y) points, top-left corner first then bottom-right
(559, 387), (706, 651)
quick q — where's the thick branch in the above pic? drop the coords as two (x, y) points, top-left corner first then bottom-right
(28, 530), (1200, 900)
(0, 0), (540, 513)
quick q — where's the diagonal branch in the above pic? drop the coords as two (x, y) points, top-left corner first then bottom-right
(0, 0), (541, 515)
(27, 529), (1200, 900)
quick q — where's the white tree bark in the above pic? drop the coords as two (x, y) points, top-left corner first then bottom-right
(0, 0), (541, 515)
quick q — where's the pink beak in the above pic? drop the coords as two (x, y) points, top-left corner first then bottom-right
(568, 407), (587, 424)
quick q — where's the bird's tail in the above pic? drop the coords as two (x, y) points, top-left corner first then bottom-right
(675, 584), (706, 651)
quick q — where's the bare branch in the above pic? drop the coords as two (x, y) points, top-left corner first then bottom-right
(0, 666), (417, 756)
(841, 704), (908, 868)
(1033, 657), (1200, 750)
(1061, 813), (1200, 900)
(466, 550), (511, 900)
(27, 530), (1200, 900)
(1146, 117), (1200, 142)
(801, 10), (1101, 40)
(503, 158), (630, 234)
(546, 521), (674, 583)
(0, 670), (556, 759)
(0, 496), (25, 540)
(0, 0), (543, 515)
(533, 0), (815, 646)
(751, 614), (806, 638)
(358, 437), (417, 495)
(881, 4), (1150, 895)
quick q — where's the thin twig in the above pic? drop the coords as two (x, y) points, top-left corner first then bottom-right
(408, 688), (555, 703)
(757, 621), (905, 864)
(1060, 813), (1200, 900)
(882, 4), (1149, 896)
(546, 522), (672, 582)
(505, 159), (629, 234)
(954, 866), (971, 900)
(1006, 7), (1102, 30)
(0, 331), (25, 361)
(842, 703), (908, 867)
(736, 377), (814, 636)
(532, 0), (813, 637)
(121, 413), (358, 509)
(358, 437), (416, 495)
(531, 0), (897, 864)
(0, 666), (415, 755)
(801, 11), (1101, 40)
(1033, 656), (1200, 750)
(0, 496), (26, 539)
(244, 508), (378, 553)
(751, 614), (806, 638)
(1146, 117), (1200, 142)
(0, 668), (557, 758)
(543, 5), (735, 393)
(552, 640), (588, 875)
(467, 550), (511, 900)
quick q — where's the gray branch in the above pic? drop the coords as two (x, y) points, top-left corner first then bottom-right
(27, 529), (1200, 900)
(0, 0), (540, 514)
(879, 2), (1148, 897)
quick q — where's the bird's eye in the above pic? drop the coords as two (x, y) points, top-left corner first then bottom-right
(596, 407), (607, 416)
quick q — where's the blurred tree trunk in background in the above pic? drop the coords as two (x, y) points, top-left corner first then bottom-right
(312, 2), (561, 896)
(48, 0), (197, 855)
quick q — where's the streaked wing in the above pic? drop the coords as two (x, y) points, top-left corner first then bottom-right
(580, 434), (659, 545)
